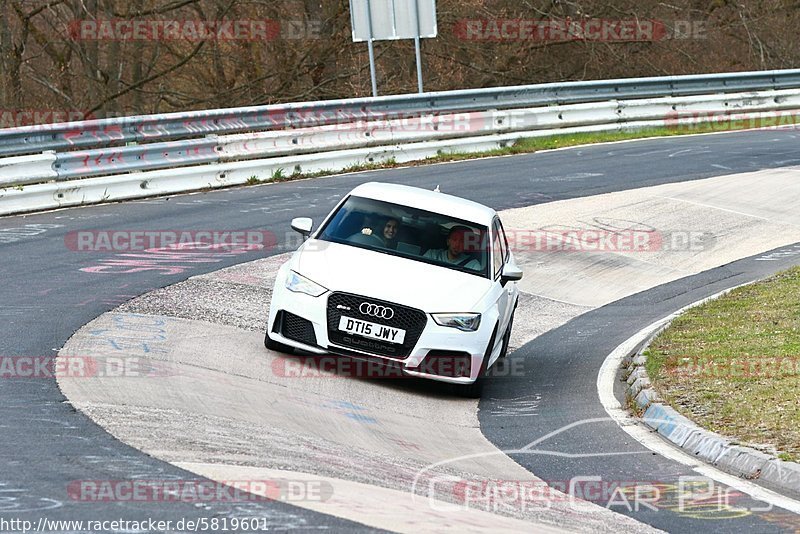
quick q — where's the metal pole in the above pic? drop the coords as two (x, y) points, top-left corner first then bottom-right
(412, 0), (424, 93)
(414, 37), (423, 93)
(367, 39), (378, 97)
(365, 0), (378, 97)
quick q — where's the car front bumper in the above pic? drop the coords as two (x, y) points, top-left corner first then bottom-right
(267, 280), (494, 384)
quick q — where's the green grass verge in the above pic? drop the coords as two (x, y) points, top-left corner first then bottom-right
(244, 122), (748, 184)
(645, 266), (800, 462)
(428, 125), (728, 162)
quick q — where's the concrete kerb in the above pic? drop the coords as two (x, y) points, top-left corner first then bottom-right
(620, 281), (800, 496)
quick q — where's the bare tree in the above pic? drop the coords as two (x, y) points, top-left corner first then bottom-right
(1, 0), (798, 122)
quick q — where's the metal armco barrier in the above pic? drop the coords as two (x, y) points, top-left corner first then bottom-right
(32, 88), (800, 182)
(2, 68), (800, 157)
(2, 68), (800, 216)
(53, 138), (220, 180)
(0, 152), (58, 187)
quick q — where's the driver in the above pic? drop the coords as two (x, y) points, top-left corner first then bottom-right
(349, 216), (401, 248)
(423, 226), (481, 270)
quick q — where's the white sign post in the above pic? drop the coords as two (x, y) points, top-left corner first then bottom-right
(350, 0), (438, 96)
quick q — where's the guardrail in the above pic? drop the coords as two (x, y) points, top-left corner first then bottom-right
(2, 68), (800, 216)
(3, 68), (800, 157)
(29, 87), (800, 183)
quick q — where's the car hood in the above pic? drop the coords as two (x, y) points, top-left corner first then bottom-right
(292, 240), (492, 312)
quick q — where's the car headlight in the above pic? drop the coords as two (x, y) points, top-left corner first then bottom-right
(431, 313), (481, 332)
(285, 270), (327, 297)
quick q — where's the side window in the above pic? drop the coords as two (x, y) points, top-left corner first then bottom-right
(498, 219), (510, 262)
(492, 220), (504, 278)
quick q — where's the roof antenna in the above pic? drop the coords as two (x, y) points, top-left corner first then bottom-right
(433, 184), (441, 193)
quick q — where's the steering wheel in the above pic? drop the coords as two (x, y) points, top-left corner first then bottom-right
(349, 230), (385, 247)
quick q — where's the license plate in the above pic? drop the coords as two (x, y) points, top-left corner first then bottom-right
(338, 316), (406, 344)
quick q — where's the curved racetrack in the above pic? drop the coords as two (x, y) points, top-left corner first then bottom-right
(3, 129), (800, 532)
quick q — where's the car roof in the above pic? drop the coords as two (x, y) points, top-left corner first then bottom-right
(348, 182), (496, 225)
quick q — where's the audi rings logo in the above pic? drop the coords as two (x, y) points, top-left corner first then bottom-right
(359, 302), (394, 320)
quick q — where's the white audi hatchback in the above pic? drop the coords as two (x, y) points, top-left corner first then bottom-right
(265, 182), (522, 396)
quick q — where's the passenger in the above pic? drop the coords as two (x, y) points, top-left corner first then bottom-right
(381, 218), (400, 249)
(423, 226), (481, 270)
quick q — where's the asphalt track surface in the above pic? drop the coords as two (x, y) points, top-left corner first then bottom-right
(479, 248), (800, 533)
(2, 128), (800, 532)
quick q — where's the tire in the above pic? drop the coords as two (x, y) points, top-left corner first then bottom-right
(457, 375), (485, 398)
(455, 324), (498, 398)
(264, 328), (294, 355)
(498, 310), (515, 359)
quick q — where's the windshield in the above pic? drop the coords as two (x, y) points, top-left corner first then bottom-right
(317, 195), (490, 277)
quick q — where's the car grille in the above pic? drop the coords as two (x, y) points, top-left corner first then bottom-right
(278, 311), (318, 346)
(326, 292), (427, 360)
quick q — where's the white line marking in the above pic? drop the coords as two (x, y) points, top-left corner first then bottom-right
(661, 196), (773, 221)
(668, 148), (696, 158)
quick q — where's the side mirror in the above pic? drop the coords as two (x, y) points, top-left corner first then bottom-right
(291, 217), (313, 238)
(500, 263), (523, 285)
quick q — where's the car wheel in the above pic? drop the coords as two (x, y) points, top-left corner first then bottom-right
(264, 328), (294, 355)
(498, 310), (515, 359)
(455, 324), (498, 398)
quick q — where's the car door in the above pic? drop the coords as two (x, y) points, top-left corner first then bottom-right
(498, 217), (518, 320)
(491, 218), (514, 345)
